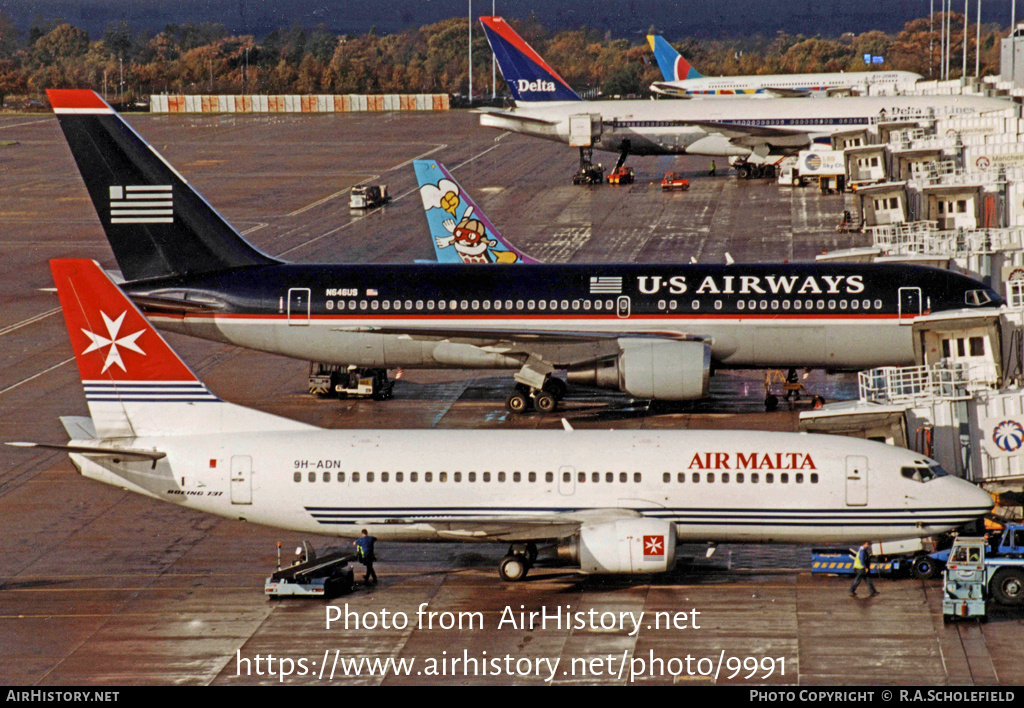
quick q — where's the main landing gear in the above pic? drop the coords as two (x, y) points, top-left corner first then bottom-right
(505, 377), (568, 414)
(734, 161), (776, 180)
(499, 542), (539, 582)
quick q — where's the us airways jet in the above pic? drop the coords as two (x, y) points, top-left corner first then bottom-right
(478, 16), (1005, 177)
(9, 259), (995, 581)
(646, 35), (922, 98)
(47, 89), (1004, 415)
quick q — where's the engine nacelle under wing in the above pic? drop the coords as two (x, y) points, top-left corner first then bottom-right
(567, 339), (711, 400)
(558, 518), (677, 574)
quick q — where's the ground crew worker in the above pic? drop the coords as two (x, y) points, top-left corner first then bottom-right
(354, 529), (378, 585)
(709, 159), (716, 177)
(849, 541), (878, 597)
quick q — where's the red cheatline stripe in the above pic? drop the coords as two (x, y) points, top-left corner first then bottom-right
(46, 89), (110, 111)
(479, 16), (575, 94)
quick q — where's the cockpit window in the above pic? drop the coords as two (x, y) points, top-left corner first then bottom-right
(901, 464), (946, 482)
(965, 289), (995, 307)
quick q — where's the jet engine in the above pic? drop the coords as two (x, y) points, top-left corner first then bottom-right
(557, 518), (678, 574)
(566, 339), (710, 400)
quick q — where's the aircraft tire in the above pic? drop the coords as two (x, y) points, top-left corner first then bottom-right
(911, 556), (937, 580)
(991, 568), (1024, 606)
(506, 391), (531, 414)
(543, 377), (568, 400)
(765, 395), (779, 411)
(535, 391), (558, 413)
(499, 554), (529, 582)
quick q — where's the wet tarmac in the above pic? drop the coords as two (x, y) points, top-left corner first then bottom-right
(0, 110), (1020, 686)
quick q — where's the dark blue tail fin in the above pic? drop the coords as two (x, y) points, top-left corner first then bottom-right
(48, 89), (279, 282)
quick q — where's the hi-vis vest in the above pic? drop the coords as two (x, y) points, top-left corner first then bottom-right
(853, 548), (867, 570)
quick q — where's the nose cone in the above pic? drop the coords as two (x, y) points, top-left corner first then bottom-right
(965, 481), (995, 517)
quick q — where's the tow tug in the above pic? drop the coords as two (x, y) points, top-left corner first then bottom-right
(308, 363), (394, 400)
(265, 541), (356, 599)
(349, 184), (390, 209)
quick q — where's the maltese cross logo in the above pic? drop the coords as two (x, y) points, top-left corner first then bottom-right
(81, 310), (145, 373)
(643, 535), (665, 557)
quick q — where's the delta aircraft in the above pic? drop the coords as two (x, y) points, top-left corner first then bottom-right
(10, 258), (995, 581)
(478, 16), (1004, 175)
(47, 88), (1005, 414)
(646, 34), (922, 98)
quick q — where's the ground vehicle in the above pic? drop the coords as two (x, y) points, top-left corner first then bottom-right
(607, 166), (634, 185)
(661, 172), (690, 191)
(349, 184), (389, 209)
(572, 163), (604, 185)
(265, 543), (356, 599)
(309, 363), (394, 400)
(942, 533), (1024, 622)
(778, 150), (845, 190)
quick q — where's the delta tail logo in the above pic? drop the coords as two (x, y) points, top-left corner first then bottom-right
(517, 79), (556, 93)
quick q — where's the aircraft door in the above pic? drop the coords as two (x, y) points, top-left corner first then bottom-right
(288, 288), (311, 326)
(230, 455), (253, 505)
(558, 465), (576, 496)
(617, 296), (631, 319)
(898, 287), (921, 323)
(845, 455), (868, 506)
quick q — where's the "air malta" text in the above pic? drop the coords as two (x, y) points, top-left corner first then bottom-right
(689, 452), (817, 469)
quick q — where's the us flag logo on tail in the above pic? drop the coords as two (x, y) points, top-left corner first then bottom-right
(109, 185), (173, 224)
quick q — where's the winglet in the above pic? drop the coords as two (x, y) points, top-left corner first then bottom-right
(480, 16), (581, 102)
(413, 160), (538, 264)
(647, 35), (703, 82)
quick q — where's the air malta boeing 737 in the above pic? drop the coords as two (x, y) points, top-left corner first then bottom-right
(647, 34), (922, 98)
(10, 259), (994, 581)
(47, 89), (1004, 414)
(478, 17), (1005, 173)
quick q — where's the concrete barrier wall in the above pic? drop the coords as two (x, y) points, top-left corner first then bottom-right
(150, 94), (450, 113)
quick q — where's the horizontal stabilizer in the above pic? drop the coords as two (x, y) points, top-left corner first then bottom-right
(7, 441), (166, 466)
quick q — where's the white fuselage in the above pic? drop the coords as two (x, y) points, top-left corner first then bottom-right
(654, 71), (923, 96)
(70, 429), (993, 545)
(481, 94), (1013, 157)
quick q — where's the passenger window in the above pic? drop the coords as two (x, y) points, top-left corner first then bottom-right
(308, 471), (316, 482)
(293, 472), (301, 482)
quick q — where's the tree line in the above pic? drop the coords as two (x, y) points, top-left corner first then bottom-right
(0, 12), (1007, 108)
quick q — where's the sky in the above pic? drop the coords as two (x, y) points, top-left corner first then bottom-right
(0, 0), (1018, 40)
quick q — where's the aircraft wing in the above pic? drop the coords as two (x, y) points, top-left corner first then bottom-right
(648, 82), (693, 98)
(688, 121), (814, 150)
(313, 508), (644, 542)
(474, 107), (560, 125)
(335, 324), (700, 343)
(764, 87), (812, 98)
(331, 324), (705, 369)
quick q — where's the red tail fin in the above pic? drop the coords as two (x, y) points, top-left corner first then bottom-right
(51, 259), (199, 384)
